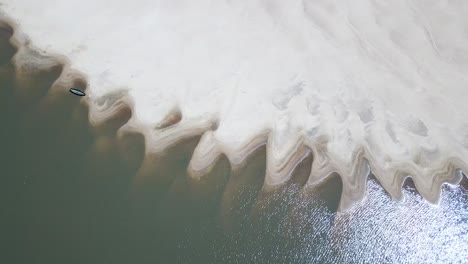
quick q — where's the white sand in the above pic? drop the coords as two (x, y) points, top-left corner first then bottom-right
(2, 0), (467, 210)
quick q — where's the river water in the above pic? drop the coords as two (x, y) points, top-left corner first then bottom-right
(1, 28), (467, 264)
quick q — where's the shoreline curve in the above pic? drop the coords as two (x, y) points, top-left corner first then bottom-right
(1, 10), (467, 211)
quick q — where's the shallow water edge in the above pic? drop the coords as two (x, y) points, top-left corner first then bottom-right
(1, 17), (467, 264)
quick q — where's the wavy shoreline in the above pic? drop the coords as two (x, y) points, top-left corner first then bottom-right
(1, 14), (467, 212)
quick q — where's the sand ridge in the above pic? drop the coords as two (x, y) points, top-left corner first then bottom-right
(1, 0), (468, 210)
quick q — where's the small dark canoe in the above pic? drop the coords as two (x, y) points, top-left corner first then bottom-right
(69, 88), (86, 96)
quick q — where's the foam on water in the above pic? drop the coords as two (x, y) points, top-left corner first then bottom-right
(1, 0), (468, 210)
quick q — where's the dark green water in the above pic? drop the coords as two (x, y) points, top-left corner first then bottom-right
(1, 26), (467, 264)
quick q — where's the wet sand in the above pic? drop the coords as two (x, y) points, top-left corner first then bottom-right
(1, 25), (468, 264)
